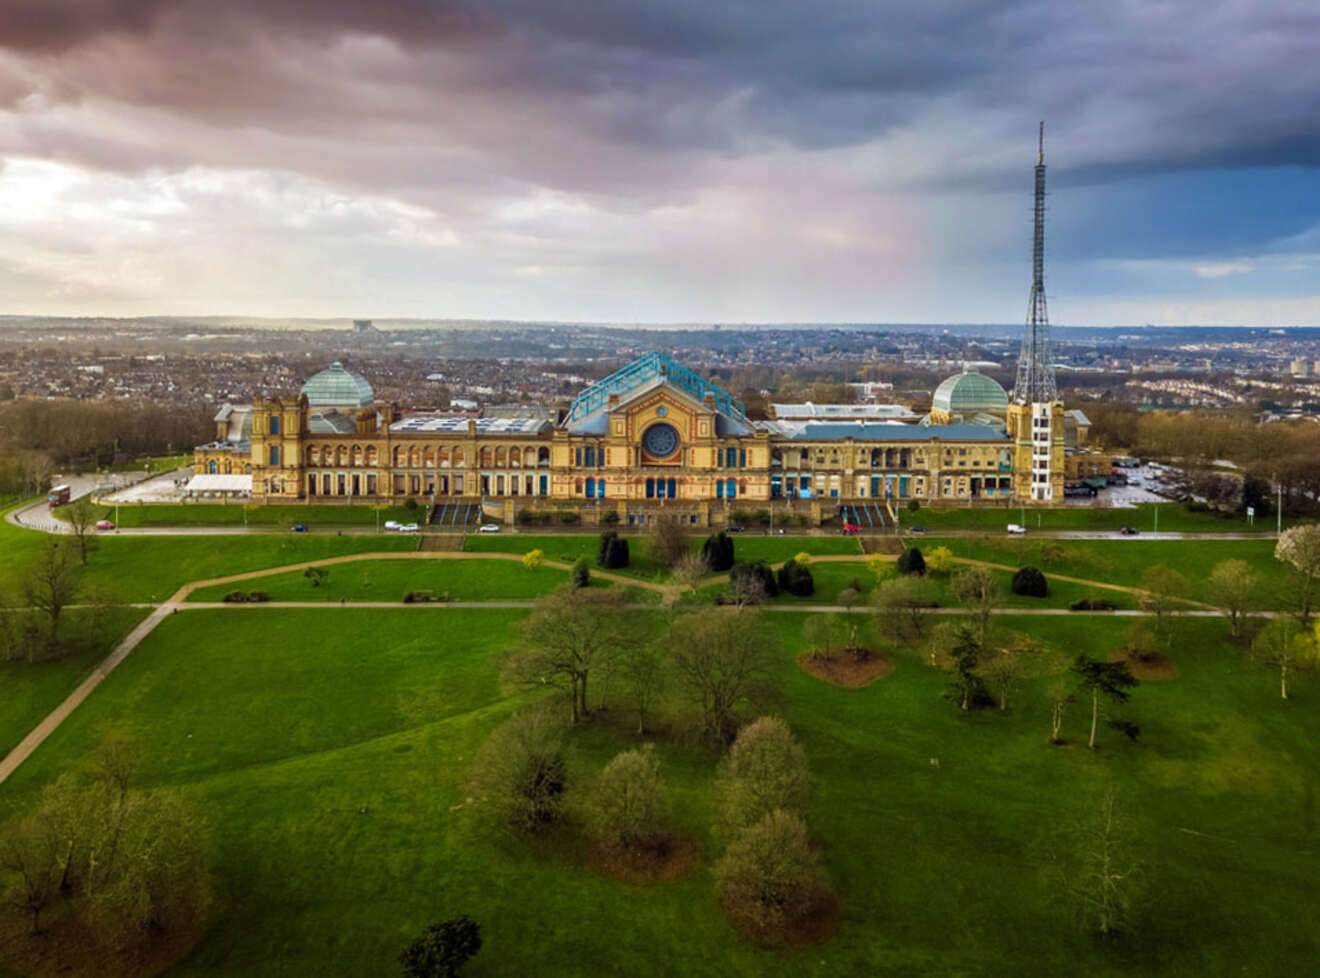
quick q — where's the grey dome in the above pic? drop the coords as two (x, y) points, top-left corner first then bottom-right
(300, 362), (374, 408)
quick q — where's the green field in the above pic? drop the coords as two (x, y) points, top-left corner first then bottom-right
(186, 557), (611, 603)
(71, 502), (422, 529)
(898, 501), (1287, 534)
(2, 606), (1317, 977)
(913, 536), (1291, 608)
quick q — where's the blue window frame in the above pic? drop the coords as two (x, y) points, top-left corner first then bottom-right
(585, 477), (596, 498)
(646, 478), (655, 498)
(269, 416), (280, 435)
(585, 447), (595, 467)
(575, 448), (582, 467)
(739, 449), (747, 467)
(269, 446), (280, 465)
(667, 478), (676, 499)
(716, 480), (724, 498)
(726, 478), (737, 499)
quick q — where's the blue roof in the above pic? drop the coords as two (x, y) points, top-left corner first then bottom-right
(567, 352), (745, 425)
(780, 422), (1009, 442)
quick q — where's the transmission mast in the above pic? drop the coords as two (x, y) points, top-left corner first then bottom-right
(1012, 120), (1057, 404)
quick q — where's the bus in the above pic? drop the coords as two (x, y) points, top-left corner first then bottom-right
(47, 484), (71, 507)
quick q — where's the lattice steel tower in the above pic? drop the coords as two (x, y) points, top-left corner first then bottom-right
(1011, 121), (1057, 405)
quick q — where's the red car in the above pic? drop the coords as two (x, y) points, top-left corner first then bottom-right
(843, 523), (862, 534)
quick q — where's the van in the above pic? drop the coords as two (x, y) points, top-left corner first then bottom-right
(1006, 524), (1026, 535)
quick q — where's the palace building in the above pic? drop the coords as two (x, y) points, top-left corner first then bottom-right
(191, 124), (1111, 524)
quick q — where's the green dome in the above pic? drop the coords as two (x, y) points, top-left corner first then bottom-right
(299, 362), (374, 408)
(931, 367), (1008, 418)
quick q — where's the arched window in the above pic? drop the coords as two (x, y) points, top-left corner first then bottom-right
(716, 479), (724, 498)
(510, 447), (521, 468)
(223, 460), (232, 474)
(437, 447), (449, 468)
(726, 478), (736, 499)
(495, 447), (507, 467)
(394, 446), (406, 466)
(208, 460), (217, 474)
(423, 447), (435, 467)
(352, 444), (363, 467)
(480, 447), (492, 467)
(586, 477), (596, 498)
(538, 447), (550, 467)
(366, 446), (378, 466)
(452, 447), (464, 467)
(409, 448), (421, 468)
(306, 446), (317, 464)
(244, 463), (251, 474)
(574, 478), (583, 494)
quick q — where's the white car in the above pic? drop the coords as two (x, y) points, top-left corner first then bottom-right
(1006, 524), (1026, 535)
(397, 522), (420, 532)
(478, 524), (501, 533)
(383, 520), (401, 530)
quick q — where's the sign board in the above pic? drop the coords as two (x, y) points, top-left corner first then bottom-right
(1246, 506), (1255, 517)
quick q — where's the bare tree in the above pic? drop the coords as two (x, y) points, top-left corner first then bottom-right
(471, 706), (568, 833)
(1206, 559), (1261, 639)
(1275, 524), (1320, 623)
(1138, 565), (1189, 644)
(872, 574), (938, 642)
(0, 816), (59, 934)
(1251, 616), (1316, 700)
(503, 587), (640, 724)
(586, 745), (670, 851)
(715, 810), (829, 942)
(715, 716), (810, 834)
(616, 641), (666, 735)
(670, 552), (708, 592)
(1047, 681), (1073, 744)
(90, 733), (144, 803)
(64, 493), (100, 565)
(952, 564), (1000, 647)
(1049, 788), (1142, 937)
(668, 609), (780, 744)
(23, 538), (81, 659)
(650, 513), (690, 570)
(983, 651), (1025, 712)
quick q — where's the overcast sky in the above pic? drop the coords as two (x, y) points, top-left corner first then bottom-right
(1, 0), (1319, 325)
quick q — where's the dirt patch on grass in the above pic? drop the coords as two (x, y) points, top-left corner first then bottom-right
(1109, 650), (1180, 680)
(588, 833), (703, 885)
(0, 908), (206, 978)
(799, 648), (893, 687)
(719, 888), (839, 946)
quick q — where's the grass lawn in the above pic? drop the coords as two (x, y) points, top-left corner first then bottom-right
(0, 606), (152, 759)
(2, 607), (1318, 976)
(900, 501), (1291, 534)
(187, 558), (586, 603)
(0, 513), (418, 604)
(69, 502), (422, 529)
(913, 537), (1292, 608)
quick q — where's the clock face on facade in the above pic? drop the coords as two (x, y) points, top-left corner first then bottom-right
(643, 422), (679, 458)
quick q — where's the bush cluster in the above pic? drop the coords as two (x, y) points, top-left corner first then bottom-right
(896, 546), (926, 576)
(727, 560), (778, 601)
(1011, 566), (1048, 597)
(571, 559), (591, 588)
(701, 531), (736, 572)
(777, 558), (814, 597)
(597, 530), (630, 569)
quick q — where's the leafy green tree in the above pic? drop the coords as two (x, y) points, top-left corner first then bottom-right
(1138, 564), (1188, 644)
(944, 628), (986, 711)
(64, 494), (100, 564)
(570, 559), (590, 588)
(872, 574), (938, 641)
(715, 717), (810, 834)
(952, 564), (1000, 647)
(521, 548), (545, 571)
(715, 810), (829, 942)
(1072, 656), (1139, 749)
(597, 530), (630, 569)
(925, 546), (955, 575)
(399, 916), (482, 978)
(586, 745), (670, 850)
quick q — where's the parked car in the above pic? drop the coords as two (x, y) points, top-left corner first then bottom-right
(908, 525), (927, 534)
(383, 520), (401, 530)
(726, 525), (745, 533)
(478, 524), (501, 533)
(842, 523), (861, 534)
(291, 523), (308, 532)
(397, 523), (420, 532)
(1119, 526), (1140, 535)
(95, 519), (115, 530)
(1006, 524), (1026, 535)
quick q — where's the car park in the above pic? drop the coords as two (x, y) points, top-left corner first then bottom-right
(95, 519), (115, 530)
(291, 523), (308, 532)
(478, 524), (501, 533)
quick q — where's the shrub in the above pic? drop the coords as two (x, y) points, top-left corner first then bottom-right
(907, 499), (920, 512)
(515, 509), (537, 526)
(1011, 566), (1048, 597)
(777, 558), (814, 597)
(571, 559), (590, 588)
(586, 745), (669, 850)
(247, 591), (269, 602)
(558, 511), (581, 526)
(522, 548), (545, 571)
(597, 531), (630, 569)
(601, 510), (620, 526)
(752, 509), (772, 527)
(404, 498), (419, 511)
(399, 916), (482, 978)
(925, 546), (954, 574)
(1070, 597), (1117, 611)
(730, 560), (778, 602)
(701, 531), (736, 572)
(896, 546), (926, 576)
(223, 591), (247, 603)
(715, 810), (829, 942)
(716, 717), (810, 834)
